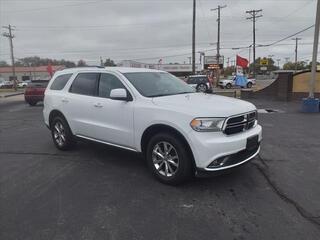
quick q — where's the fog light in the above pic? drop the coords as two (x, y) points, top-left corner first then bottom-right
(208, 156), (229, 168)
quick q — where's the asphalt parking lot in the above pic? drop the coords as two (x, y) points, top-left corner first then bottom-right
(0, 95), (320, 240)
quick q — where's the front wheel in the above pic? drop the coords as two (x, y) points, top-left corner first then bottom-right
(226, 83), (232, 89)
(51, 116), (76, 150)
(196, 83), (208, 93)
(146, 133), (193, 185)
(247, 82), (253, 88)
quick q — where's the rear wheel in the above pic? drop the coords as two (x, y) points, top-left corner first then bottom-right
(146, 133), (193, 185)
(51, 116), (75, 150)
(28, 101), (37, 106)
(226, 83), (232, 89)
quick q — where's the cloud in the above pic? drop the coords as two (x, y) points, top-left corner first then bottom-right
(0, 0), (317, 66)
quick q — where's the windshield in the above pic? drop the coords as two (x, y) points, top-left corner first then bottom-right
(124, 72), (195, 97)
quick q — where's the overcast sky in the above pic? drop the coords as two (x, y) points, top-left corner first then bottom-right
(0, 0), (317, 66)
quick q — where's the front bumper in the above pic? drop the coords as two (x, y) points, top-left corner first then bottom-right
(187, 124), (262, 171)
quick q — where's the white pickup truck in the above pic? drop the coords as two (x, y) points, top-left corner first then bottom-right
(219, 76), (256, 89)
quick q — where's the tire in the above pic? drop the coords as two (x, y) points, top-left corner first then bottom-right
(196, 83), (208, 93)
(247, 82), (253, 88)
(51, 116), (76, 150)
(28, 101), (37, 106)
(226, 83), (232, 89)
(146, 132), (194, 185)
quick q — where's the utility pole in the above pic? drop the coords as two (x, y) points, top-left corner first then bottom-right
(192, 0), (196, 74)
(276, 59), (281, 69)
(309, 0), (320, 98)
(211, 5), (226, 85)
(227, 57), (230, 67)
(2, 24), (17, 90)
(100, 56), (104, 66)
(246, 9), (262, 78)
(292, 37), (302, 72)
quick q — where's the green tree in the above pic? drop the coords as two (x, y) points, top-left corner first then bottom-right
(249, 57), (279, 74)
(283, 61), (308, 71)
(77, 59), (87, 67)
(0, 61), (9, 67)
(15, 56), (76, 68)
(104, 58), (116, 67)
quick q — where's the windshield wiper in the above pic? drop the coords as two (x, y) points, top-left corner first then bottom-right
(149, 92), (195, 98)
(148, 93), (172, 97)
(175, 91), (195, 95)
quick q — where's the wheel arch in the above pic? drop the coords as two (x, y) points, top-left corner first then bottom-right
(140, 124), (196, 168)
(49, 110), (68, 129)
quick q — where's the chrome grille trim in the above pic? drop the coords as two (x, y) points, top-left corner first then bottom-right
(223, 111), (257, 135)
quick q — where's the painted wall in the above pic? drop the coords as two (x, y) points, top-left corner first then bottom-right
(293, 71), (320, 93)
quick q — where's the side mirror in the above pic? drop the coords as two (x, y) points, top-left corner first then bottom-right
(110, 88), (129, 101)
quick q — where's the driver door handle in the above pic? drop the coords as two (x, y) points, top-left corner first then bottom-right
(61, 98), (69, 103)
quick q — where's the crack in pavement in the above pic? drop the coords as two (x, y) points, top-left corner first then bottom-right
(0, 151), (77, 158)
(253, 157), (320, 229)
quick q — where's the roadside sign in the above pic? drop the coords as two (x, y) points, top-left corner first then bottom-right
(260, 59), (268, 65)
(260, 66), (267, 71)
(204, 56), (224, 70)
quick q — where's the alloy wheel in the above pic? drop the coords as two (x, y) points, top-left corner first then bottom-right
(53, 121), (66, 147)
(152, 141), (179, 177)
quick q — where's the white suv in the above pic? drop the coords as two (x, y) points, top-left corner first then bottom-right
(43, 67), (262, 184)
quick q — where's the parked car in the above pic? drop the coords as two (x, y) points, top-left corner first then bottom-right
(186, 75), (212, 92)
(18, 80), (31, 88)
(43, 67), (262, 185)
(219, 76), (256, 89)
(24, 80), (48, 106)
(0, 80), (13, 89)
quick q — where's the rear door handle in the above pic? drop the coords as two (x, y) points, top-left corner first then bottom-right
(94, 103), (103, 108)
(61, 98), (69, 103)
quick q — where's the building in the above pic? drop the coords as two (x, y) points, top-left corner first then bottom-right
(0, 65), (65, 82)
(118, 60), (202, 77)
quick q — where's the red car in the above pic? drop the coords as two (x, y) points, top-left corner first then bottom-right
(24, 80), (49, 106)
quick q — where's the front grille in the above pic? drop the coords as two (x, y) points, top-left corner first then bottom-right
(223, 111), (257, 135)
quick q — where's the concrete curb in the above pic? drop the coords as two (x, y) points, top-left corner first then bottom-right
(0, 92), (24, 98)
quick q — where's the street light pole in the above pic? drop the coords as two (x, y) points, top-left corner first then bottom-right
(309, 0), (320, 98)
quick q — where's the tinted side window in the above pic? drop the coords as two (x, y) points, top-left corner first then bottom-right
(98, 73), (125, 98)
(187, 78), (196, 84)
(69, 73), (99, 96)
(50, 74), (72, 90)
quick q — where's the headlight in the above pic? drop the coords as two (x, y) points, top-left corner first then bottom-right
(190, 118), (225, 132)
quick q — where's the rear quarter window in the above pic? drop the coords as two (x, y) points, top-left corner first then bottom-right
(50, 74), (73, 90)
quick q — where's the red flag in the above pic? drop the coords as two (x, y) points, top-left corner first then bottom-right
(236, 55), (249, 68)
(47, 62), (53, 77)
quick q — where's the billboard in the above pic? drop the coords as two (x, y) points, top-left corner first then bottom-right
(204, 56), (224, 70)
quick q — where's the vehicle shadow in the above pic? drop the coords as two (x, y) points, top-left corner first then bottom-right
(73, 138), (259, 190)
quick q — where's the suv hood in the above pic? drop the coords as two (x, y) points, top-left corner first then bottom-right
(151, 93), (256, 117)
